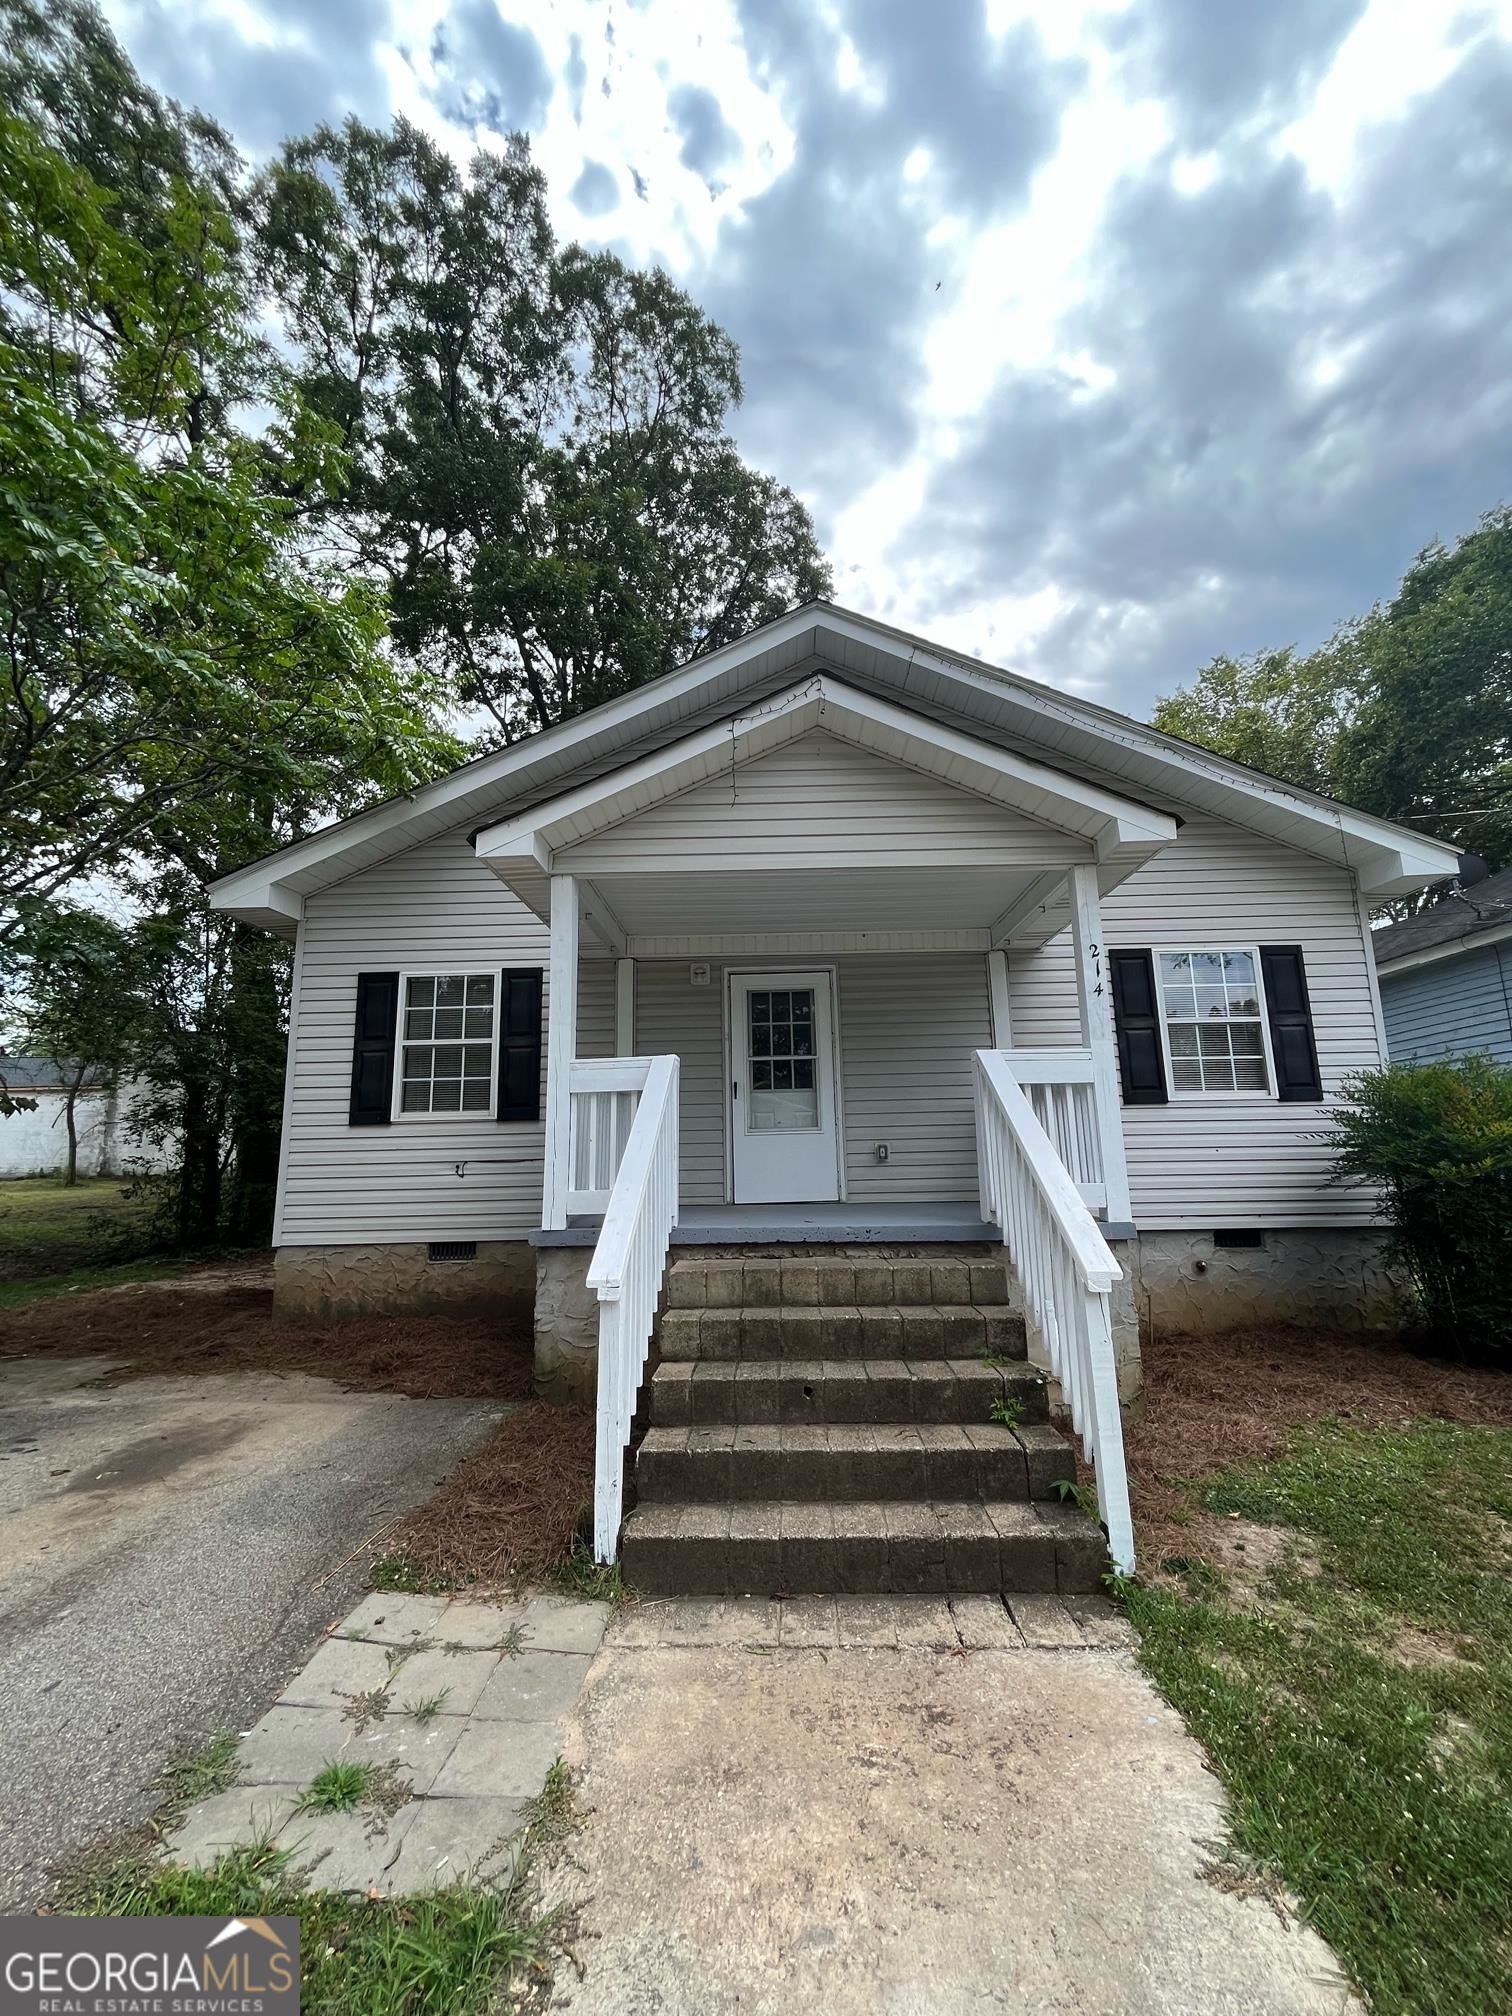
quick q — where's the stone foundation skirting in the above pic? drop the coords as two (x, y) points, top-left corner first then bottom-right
(1128, 1227), (1397, 1338)
(273, 1241), (534, 1323)
(534, 1245), (599, 1404)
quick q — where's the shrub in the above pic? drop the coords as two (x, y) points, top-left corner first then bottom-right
(1331, 1057), (1512, 1362)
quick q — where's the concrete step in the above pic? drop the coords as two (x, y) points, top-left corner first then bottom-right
(666, 1254), (1009, 1311)
(658, 1304), (1028, 1362)
(621, 1498), (1109, 1597)
(637, 1421), (1074, 1502)
(649, 1357), (1049, 1428)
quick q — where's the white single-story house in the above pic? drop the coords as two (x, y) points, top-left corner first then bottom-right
(210, 604), (1459, 1586)
(1373, 863), (1512, 1066)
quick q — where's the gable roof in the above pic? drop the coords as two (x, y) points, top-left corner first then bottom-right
(1372, 867), (1512, 975)
(209, 600), (1461, 930)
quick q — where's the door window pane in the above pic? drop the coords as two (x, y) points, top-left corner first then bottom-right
(746, 986), (820, 1131)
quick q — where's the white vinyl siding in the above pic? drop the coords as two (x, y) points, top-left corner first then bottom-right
(278, 832), (555, 1246)
(632, 953), (989, 1206)
(1006, 815), (1384, 1228)
(1380, 944), (1512, 1066)
(551, 729), (1092, 874)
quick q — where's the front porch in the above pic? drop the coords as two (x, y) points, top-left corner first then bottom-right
(473, 679), (1161, 1579)
(534, 1199), (998, 1246)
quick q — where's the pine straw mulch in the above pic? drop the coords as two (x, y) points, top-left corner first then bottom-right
(1126, 1324), (1512, 1572)
(393, 1402), (596, 1587)
(0, 1269), (534, 1402)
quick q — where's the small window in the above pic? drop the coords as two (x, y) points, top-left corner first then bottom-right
(397, 972), (498, 1116)
(1155, 948), (1274, 1097)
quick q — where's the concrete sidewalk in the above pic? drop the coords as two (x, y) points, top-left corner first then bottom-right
(548, 1595), (1361, 2016)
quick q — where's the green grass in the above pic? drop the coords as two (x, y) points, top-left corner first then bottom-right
(0, 1254), (188, 1311)
(297, 1760), (377, 1814)
(1127, 1418), (1512, 2016)
(0, 1174), (156, 1269)
(370, 1551), (458, 1596)
(67, 1842), (548, 2016)
(155, 1732), (243, 1820)
(545, 1537), (626, 1605)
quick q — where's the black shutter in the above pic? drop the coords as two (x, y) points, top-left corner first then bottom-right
(1108, 949), (1168, 1105)
(1259, 946), (1323, 1102)
(497, 968), (543, 1122)
(349, 971), (399, 1125)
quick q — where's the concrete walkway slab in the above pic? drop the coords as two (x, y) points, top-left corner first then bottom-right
(160, 1588), (610, 1894)
(548, 1601), (1360, 2016)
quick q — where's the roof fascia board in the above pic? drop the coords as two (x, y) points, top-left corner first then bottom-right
(1375, 915), (1512, 978)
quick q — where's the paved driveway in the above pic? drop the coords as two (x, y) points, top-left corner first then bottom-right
(0, 1354), (502, 1906)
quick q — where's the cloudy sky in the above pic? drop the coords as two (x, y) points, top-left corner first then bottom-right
(103, 0), (1512, 716)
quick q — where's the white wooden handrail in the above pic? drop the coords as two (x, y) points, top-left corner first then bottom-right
(587, 1054), (680, 1563)
(974, 1048), (1134, 1574)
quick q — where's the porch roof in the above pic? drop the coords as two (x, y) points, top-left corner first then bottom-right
(472, 676), (1176, 950)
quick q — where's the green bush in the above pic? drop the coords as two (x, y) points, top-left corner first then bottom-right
(1331, 1057), (1512, 1362)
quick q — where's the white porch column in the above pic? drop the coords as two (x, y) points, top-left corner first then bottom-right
(542, 873), (579, 1231)
(614, 956), (636, 1054)
(1069, 863), (1133, 1225)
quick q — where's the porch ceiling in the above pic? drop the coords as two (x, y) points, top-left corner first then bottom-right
(574, 866), (1047, 937)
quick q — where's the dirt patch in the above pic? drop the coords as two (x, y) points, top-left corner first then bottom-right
(0, 1265), (532, 1403)
(1124, 1325), (1512, 1570)
(396, 1403), (595, 1585)
(1390, 1626), (1471, 1670)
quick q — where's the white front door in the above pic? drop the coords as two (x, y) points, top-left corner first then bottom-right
(728, 970), (842, 1204)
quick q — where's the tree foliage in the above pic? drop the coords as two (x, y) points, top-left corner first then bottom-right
(1154, 509), (1512, 881)
(1331, 1057), (1512, 1364)
(256, 117), (832, 740)
(0, 25), (460, 922)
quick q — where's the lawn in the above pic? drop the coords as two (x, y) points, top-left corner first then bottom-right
(0, 1174), (160, 1287)
(1124, 1328), (1512, 2016)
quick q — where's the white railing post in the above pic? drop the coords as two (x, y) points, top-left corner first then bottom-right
(1068, 864), (1133, 1225)
(973, 1048), (1135, 1576)
(542, 874), (579, 1231)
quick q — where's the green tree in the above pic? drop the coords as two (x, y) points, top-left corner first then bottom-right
(1153, 510), (1512, 878)
(256, 117), (832, 740)
(0, 26), (459, 927)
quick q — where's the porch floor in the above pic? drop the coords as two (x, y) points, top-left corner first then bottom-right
(533, 1200), (997, 1248)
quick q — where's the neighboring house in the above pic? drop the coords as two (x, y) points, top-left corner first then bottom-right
(0, 1059), (171, 1180)
(1372, 866), (1512, 1066)
(210, 603), (1458, 1585)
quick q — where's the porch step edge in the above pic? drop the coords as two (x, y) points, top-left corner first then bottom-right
(666, 1256), (1010, 1308)
(637, 1420), (1072, 1502)
(657, 1305), (1028, 1361)
(620, 1499), (1109, 1598)
(649, 1358), (1049, 1427)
